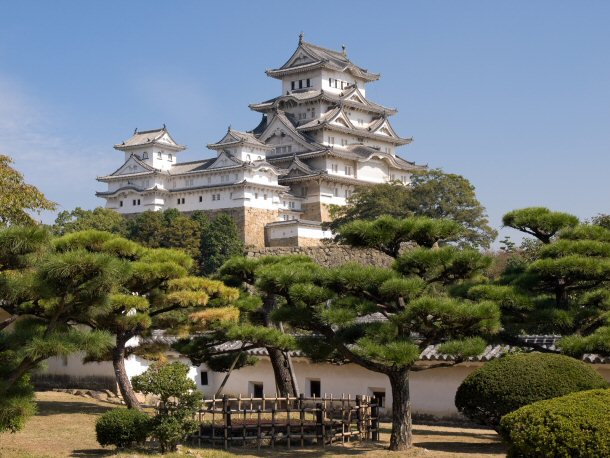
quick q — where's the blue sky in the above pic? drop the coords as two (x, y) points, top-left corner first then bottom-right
(1, 1), (609, 244)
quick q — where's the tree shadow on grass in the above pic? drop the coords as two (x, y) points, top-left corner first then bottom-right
(187, 442), (389, 457)
(416, 441), (506, 455)
(71, 450), (112, 457)
(412, 427), (499, 440)
(35, 400), (114, 416)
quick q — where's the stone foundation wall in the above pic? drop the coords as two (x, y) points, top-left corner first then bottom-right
(266, 236), (325, 248)
(244, 207), (279, 247)
(301, 202), (332, 222)
(186, 207), (278, 247)
(246, 245), (393, 268)
(31, 373), (117, 392)
(301, 201), (322, 221)
(267, 236), (299, 247)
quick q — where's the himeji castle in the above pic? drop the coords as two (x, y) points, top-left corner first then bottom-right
(97, 35), (425, 247)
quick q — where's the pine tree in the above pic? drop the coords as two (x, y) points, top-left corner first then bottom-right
(53, 230), (240, 409)
(0, 226), (117, 431)
(474, 207), (610, 356)
(174, 256), (299, 397)
(232, 217), (500, 450)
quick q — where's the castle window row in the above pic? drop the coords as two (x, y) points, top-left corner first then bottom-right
(328, 78), (348, 90)
(275, 145), (292, 154)
(291, 79), (311, 90)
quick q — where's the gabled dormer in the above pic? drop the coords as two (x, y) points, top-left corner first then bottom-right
(207, 127), (273, 162)
(258, 110), (322, 155)
(205, 150), (245, 170)
(114, 126), (185, 171)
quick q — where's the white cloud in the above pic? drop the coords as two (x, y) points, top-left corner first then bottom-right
(0, 75), (115, 224)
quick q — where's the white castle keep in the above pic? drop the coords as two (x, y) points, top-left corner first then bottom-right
(97, 35), (425, 247)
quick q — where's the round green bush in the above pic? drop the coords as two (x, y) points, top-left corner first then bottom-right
(95, 408), (151, 448)
(500, 389), (610, 457)
(455, 352), (608, 428)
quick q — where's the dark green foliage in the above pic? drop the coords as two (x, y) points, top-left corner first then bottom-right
(95, 408), (151, 448)
(455, 353), (608, 428)
(0, 155), (56, 226)
(0, 373), (35, 433)
(0, 226), (118, 431)
(478, 208), (610, 348)
(199, 213), (244, 275)
(52, 229), (239, 409)
(328, 170), (497, 248)
(239, 215), (500, 450)
(503, 207), (579, 244)
(499, 389), (610, 457)
(126, 209), (205, 262)
(52, 207), (128, 236)
(591, 213), (610, 230)
(132, 362), (201, 453)
(336, 215), (463, 257)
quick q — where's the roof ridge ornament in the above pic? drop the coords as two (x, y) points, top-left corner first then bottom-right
(299, 32), (304, 44)
(342, 44), (347, 56)
(134, 127), (138, 135)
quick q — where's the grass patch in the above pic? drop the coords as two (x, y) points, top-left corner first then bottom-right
(0, 391), (506, 457)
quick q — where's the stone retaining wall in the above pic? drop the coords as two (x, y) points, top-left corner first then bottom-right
(31, 373), (117, 393)
(245, 245), (393, 268)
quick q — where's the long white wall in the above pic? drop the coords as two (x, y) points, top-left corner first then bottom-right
(41, 352), (610, 419)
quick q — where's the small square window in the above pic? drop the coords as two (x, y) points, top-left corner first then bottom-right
(168, 154), (173, 162)
(309, 380), (321, 397)
(250, 382), (264, 398)
(291, 81), (295, 90)
(119, 201), (123, 207)
(199, 196), (203, 202)
(177, 198), (180, 205)
(181, 198), (185, 204)
(201, 371), (208, 385)
(372, 391), (386, 408)
(137, 199), (141, 205)
(157, 152), (162, 159)
(132, 199), (136, 206)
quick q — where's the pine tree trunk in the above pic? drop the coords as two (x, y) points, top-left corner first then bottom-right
(266, 347), (296, 397)
(555, 279), (568, 309)
(112, 334), (141, 410)
(388, 369), (412, 451)
(262, 294), (297, 397)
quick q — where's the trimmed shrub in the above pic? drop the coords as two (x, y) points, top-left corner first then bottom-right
(500, 389), (610, 457)
(455, 352), (608, 428)
(95, 408), (151, 448)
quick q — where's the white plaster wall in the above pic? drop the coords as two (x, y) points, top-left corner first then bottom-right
(281, 71), (321, 95)
(357, 160), (388, 183)
(207, 359), (477, 418)
(268, 225), (297, 239)
(321, 70), (366, 96)
(297, 226), (332, 239)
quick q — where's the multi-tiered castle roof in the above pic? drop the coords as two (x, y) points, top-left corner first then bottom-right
(97, 36), (425, 247)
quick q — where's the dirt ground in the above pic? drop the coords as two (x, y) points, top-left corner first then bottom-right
(0, 391), (506, 458)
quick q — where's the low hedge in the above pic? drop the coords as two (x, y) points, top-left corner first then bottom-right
(95, 408), (151, 448)
(455, 352), (608, 428)
(500, 389), (610, 457)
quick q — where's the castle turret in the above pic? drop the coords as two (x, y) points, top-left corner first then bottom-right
(113, 126), (185, 171)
